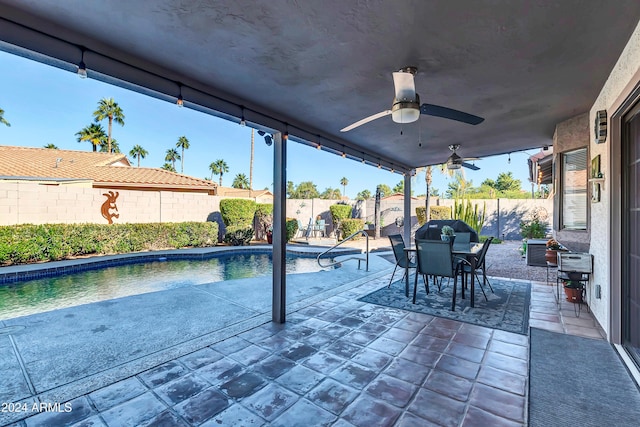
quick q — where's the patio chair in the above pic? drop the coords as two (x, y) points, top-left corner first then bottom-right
(414, 239), (463, 311)
(297, 219), (310, 238)
(452, 232), (471, 252)
(459, 237), (495, 301)
(387, 234), (417, 287)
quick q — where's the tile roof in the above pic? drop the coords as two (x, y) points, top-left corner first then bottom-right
(0, 146), (216, 192)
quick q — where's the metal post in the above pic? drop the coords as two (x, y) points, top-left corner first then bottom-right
(272, 132), (286, 323)
(403, 173), (412, 245)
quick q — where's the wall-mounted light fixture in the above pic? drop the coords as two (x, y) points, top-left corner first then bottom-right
(77, 48), (87, 79)
(594, 110), (607, 144)
(239, 107), (246, 126)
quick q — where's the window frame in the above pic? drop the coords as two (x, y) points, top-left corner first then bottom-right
(560, 147), (588, 231)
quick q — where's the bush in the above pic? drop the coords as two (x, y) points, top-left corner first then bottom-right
(0, 222), (219, 265)
(329, 204), (352, 238)
(340, 218), (365, 239)
(223, 227), (254, 246)
(219, 199), (257, 228)
(416, 207), (427, 225)
(430, 206), (452, 220)
(286, 218), (298, 242)
(255, 203), (273, 236)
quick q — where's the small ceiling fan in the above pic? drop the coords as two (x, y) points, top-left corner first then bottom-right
(340, 66), (484, 132)
(446, 144), (480, 170)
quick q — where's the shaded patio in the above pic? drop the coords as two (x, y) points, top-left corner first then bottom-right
(0, 242), (617, 427)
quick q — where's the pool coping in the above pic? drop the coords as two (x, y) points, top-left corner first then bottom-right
(0, 244), (364, 284)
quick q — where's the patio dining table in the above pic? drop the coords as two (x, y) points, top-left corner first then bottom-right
(404, 242), (482, 305)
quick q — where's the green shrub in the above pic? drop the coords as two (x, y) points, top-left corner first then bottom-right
(416, 207), (427, 225)
(480, 235), (502, 244)
(0, 222), (219, 265)
(219, 199), (257, 228)
(286, 218), (298, 242)
(340, 219), (365, 239)
(329, 204), (352, 238)
(255, 203), (273, 235)
(430, 206), (452, 220)
(223, 227), (254, 246)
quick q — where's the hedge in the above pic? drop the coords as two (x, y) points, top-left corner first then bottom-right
(219, 199), (257, 228)
(340, 218), (365, 239)
(0, 222), (218, 266)
(430, 206), (452, 220)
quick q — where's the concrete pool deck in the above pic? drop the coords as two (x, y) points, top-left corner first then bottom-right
(0, 242), (608, 426)
(0, 247), (393, 426)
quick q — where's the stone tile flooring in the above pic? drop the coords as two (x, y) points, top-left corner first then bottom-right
(8, 273), (606, 427)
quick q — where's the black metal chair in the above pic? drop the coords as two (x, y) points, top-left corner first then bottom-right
(459, 237), (495, 301)
(413, 239), (463, 311)
(387, 234), (417, 287)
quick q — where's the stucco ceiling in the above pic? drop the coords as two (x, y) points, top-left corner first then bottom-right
(1, 1), (640, 172)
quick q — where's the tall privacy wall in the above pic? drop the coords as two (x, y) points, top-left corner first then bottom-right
(0, 182), (221, 225)
(1, 182), (552, 240)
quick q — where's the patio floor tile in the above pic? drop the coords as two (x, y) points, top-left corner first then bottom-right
(477, 365), (527, 395)
(200, 404), (265, 427)
(383, 357), (431, 385)
(100, 393), (167, 427)
(364, 374), (417, 407)
(173, 388), (230, 425)
(240, 383), (298, 421)
(24, 396), (94, 427)
(275, 364), (324, 394)
(306, 378), (359, 414)
(469, 383), (526, 423)
(138, 361), (188, 388)
(154, 372), (212, 406)
(219, 371), (267, 399)
(341, 397), (402, 427)
(422, 370), (474, 402)
(271, 399), (337, 427)
(303, 351), (346, 375)
(251, 354), (297, 379)
(407, 388), (467, 427)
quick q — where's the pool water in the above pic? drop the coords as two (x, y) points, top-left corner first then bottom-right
(0, 253), (333, 321)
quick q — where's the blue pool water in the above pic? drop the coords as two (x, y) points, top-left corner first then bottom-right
(0, 253), (333, 321)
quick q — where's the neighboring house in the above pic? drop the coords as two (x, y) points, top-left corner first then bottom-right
(216, 187), (273, 203)
(0, 145), (216, 194)
(0, 146), (218, 225)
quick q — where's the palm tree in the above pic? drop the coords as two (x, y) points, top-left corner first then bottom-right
(99, 138), (120, 153)
(232, 173), (250, 189)
(176, 136), (190, 173)
(419, 164), (454, 221)
(249, 129), (255, 189)
(75, 123), (107, 152)
(43, 143), (58, 149)
(93, 98), (125, 154)
(165, 148), (181, 171)
(0, 107), (10, 127)
(129, 145), (148, 167)
(209, 159), (229, 186)
(161, 163), (176, 172)
(340, 177), (349, 198)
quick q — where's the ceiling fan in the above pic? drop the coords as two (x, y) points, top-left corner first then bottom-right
(340, 66), (484, 132)
(446, 144), (480, 170)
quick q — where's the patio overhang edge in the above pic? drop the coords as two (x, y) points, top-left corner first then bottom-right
(0, 17), (412, 174)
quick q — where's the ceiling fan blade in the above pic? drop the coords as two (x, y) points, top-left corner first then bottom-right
(420, 104), (484, 125)
(462, 161), (480, 171)
(340, 110), (392, 132)
(392, 72), (416, 101)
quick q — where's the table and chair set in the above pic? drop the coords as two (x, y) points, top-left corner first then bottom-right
(387, 220), (495, 311)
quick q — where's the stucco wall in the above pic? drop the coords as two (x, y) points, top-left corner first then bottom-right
(0, 182), (221, 226)
(587, 20), (640, 336)
(552, 113), (591, 252)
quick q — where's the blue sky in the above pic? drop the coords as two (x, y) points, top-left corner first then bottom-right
(0, 49), (539, 198)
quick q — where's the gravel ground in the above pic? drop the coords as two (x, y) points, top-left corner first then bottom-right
(483, 240), (553, 283)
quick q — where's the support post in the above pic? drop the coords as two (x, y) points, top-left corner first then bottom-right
(272, 132), (286, 323)
(403, 173), (412, 245)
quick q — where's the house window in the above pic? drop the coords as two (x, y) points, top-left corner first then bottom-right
(561, 147), (587, 230)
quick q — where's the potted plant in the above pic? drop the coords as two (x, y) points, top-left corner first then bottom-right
(545, 238), (565, 264)
(266, 226), (273, 244)
(563, 273), (584, 303)
(441, 225), (456, 244)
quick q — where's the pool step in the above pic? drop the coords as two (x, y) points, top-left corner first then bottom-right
(334, 254), (368, 270)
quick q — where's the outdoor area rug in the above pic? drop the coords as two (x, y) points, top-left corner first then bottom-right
(359, 276), (530, 334)
(529, 328), (640, 427)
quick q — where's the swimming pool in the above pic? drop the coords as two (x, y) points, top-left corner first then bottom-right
(0, 252), (334, 321)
